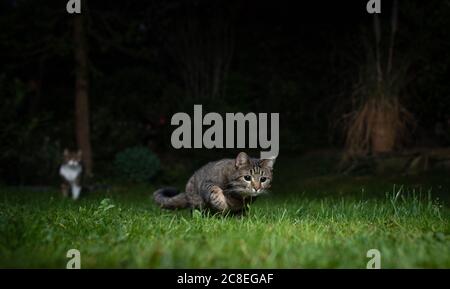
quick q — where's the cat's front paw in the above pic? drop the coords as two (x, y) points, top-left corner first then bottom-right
(209, 186), (229, 212)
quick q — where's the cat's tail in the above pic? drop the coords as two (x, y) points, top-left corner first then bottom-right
(153, 187), (190, 210)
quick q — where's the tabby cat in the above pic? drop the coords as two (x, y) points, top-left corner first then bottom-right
(153, 152), (275, 213)
(59, 149), (83, 200)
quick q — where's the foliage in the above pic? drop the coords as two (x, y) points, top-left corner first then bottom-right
(0, 184), (448, 268)
(90, 67), (180, 158)
(91, 108), (146, 160)
(342, 58), (414, 157)
(114, 146), (160, 182)
(0, 0), (449, 185)
(341, 6), (415, 159)
(0, 75), (61, 185)
(0, 154), (449, 268)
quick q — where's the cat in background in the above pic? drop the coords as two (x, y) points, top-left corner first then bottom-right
(153, 152), (276, 214)
(59, 149), (83, 200)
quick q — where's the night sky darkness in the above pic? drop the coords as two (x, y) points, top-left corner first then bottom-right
(0, 0), (449, 184)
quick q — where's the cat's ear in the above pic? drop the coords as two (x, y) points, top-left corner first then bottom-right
(76, 150), (83, 160)
(260, 157), (276, 170)
(235, 152), (250, 168)
(63, 149), (70, 157)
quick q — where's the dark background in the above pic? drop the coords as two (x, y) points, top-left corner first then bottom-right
(1, 0), (449, 187)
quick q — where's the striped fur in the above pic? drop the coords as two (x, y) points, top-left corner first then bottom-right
(153, 152), (276, 214)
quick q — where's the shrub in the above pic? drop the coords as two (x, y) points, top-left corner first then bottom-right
(0, 76), (62, 184)
(114, 146), (160, 182)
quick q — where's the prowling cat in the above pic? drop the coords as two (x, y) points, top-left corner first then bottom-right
(59, 149), (83, 200)
(153, 152), (276, 214)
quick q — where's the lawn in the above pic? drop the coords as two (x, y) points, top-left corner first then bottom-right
(0, 155), (449, 268)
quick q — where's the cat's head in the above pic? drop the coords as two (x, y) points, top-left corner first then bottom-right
(63, 149), (82, 167)
(228, 152), (276, 197)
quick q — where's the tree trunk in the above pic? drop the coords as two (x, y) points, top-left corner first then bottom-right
(74, 14), (93, 177)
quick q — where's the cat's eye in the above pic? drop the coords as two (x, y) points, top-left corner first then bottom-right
(244, 175), (252, 181)
(260, 177), (267, 182)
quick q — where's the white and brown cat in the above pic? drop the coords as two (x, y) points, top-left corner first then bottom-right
(59, 149), (83, 200)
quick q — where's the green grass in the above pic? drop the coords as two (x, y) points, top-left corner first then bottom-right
(0, 184), (448, 268)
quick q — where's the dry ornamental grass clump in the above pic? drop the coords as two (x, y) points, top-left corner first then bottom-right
(342, 1), (415, 162)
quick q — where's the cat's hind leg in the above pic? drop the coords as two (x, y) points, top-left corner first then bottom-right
(71, 184), (81, 200)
